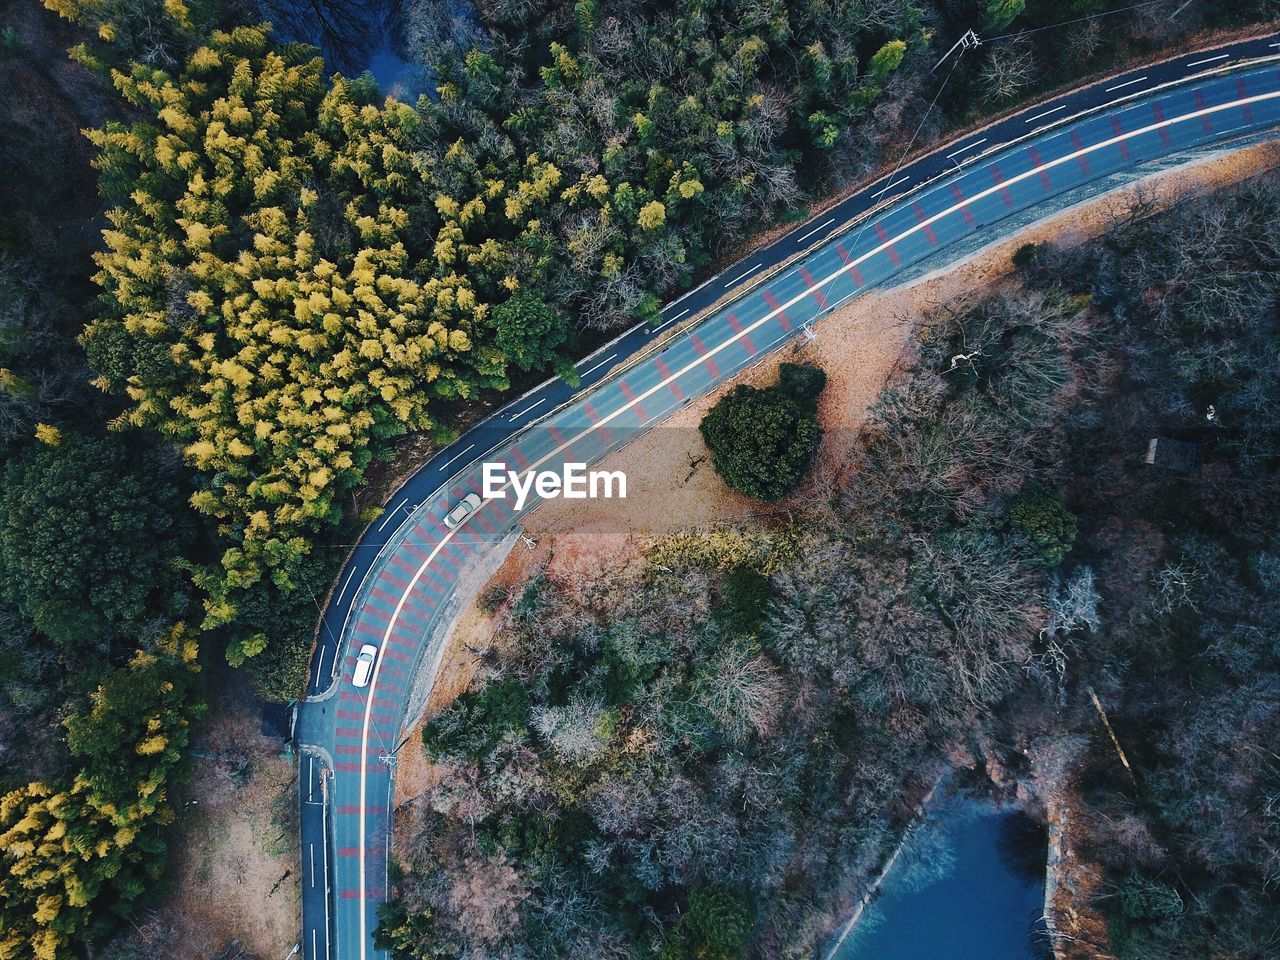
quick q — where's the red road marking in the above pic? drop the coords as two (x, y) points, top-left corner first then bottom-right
(335, 744), (363, 755)
(798, 266), (827, 308)
(338, 847), (360, 857)
(1070, 130), (1090, 175)
(337, 708), (396, 722)
(1194, 89), (1213, 134)
(508, 446), (529, 469)
(988, 163), (1014, 207)
(335, 726), (361, 739)
(336, 804), (384, 815)
(382, 645), (412, 663)
(583, 401), (613, 444)
(1028, 147), (1052, 192)
(1238, 77), (1254, 124)
(654, 357), (684, 399)
(949, 184), (975, 226)
(334, 762), (380, 772)
(763, 291), (793, 330)
(911, 202), (937, 245)
(1110, 116), (1131, 161)
(1152, 102), (1172, 145)
(690, 334), (720, 378)
(726, 312), (757, 354)
(873, 222), (901, 265)
(617, 379), (649, 420)
(340, 888), (386, 899)
(834, 244), (865, 286)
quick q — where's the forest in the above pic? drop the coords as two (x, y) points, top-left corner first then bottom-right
(0, 0), (1277, 955)
(381, 173), (1280, 960)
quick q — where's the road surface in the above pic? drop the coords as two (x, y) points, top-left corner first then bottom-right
(296, 34), (1280, 960)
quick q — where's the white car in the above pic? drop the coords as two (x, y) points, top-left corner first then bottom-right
(352, 643), (379, 688)
(444, 492), (483, 529)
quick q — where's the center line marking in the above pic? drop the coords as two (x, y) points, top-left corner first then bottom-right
(946, 137), (986, 159)
(352, 84), (1280, 957)
(439, 443), (476, 471)
(376, 499), (407, 531)
(579, 353), (618, 378)
(1025, 103), (1067, 124)
(654, 307), (690, 330)
(723, 263), (762, 287)
(794, 218), (836, 244)
(1106, 75), (1147, 93)
(335, 566), (358, 604)
(508, 397), (546, 421)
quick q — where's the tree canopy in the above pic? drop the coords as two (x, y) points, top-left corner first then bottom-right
(699, 364), (826, 501)
(0, 432), (190, 646)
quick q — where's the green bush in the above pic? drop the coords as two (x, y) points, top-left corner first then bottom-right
(699, 366), (826, 501)
(423, 677), (532, 764)
(662, 884), (756, 960)
(1005, 486), (1077, 566)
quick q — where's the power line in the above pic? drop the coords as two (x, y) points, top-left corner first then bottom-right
(986, 0), (1167, 44)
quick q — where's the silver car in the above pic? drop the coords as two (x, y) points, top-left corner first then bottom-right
(444, 492), (483, 529)
(352, 643), (378, 688)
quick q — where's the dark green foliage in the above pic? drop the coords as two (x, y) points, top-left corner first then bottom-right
(0, 433), (191, 646)
(717, 565), (772, 636)
(700, 369), (826, 501)
(778, 362), (828, 415)
(423, 677), (532, 764)
(663, 884), (756, 960)
(1005, 486), (1076, 566)
(1011, 242), (1041, 269)
(491, 291), (568, 373)
(1115, 874), (1183, 922)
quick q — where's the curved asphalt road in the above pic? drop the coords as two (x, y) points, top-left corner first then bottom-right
(296, 34), (1280, 960)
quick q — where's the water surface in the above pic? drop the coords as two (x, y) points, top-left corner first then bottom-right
(831, 794), (1048, 960)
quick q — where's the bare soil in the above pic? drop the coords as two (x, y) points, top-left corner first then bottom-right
(157, 662), (301, 960)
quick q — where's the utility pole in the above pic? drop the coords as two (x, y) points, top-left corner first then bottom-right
(932, 29), (980, 74)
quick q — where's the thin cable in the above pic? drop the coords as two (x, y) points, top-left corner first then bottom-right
(985, 0), (1167, 43)
(824, 42), (969, 307)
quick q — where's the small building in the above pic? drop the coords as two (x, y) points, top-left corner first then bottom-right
(1144, 437), (1199, 474)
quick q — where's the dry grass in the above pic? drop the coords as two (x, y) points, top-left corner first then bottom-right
(158, 663), (300, 959)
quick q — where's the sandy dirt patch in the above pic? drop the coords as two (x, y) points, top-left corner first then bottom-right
(156, 663), (300, 960)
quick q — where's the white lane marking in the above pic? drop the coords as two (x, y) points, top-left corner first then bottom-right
(313, 645), (327, 687)
(946, 137), (987, 159)
(1106, 76), (1148, 93)
(308, 757), (314, 801)
(794, 217), (836, 244)
(1188, 54), (1229, 67)
(884, 175), (911, 191)
(507, 397), (546, 421)
(376, 498), (407, 532)
(723, 263), (763, 287)
(654, 308), (689, 331)
(335, 566), (358, 604)
(1025, 103), (1068, 124)
(579, 353), (618, 378)
(439, 443), (476, 471)
(312, 929), (317, 960)
(355, 85), (1280, 957)
(310, 843), (316, 888)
